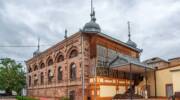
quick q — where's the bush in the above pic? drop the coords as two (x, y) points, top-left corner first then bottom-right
(60, 96), (70, 100)
(16, 96), (38, 100)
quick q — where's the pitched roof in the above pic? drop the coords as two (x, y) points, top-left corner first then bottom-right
(143, 57), (169, 64)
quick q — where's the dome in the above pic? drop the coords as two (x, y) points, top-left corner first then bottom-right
(126, 39), (137, 48)
(83, 20), (101, 33)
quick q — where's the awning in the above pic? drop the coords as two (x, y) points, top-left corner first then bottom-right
(112, 63), (154, 73)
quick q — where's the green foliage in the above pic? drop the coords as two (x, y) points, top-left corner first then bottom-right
(16, 96), (38, 100)
(60, 96), (70, 100)
(0, 58), (26, 95)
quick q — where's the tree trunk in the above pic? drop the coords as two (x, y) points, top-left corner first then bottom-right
(5, 88), (12, 96)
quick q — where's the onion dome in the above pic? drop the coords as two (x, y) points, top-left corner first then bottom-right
(83, 9), (101, 33)
(127, 39), (137, 48)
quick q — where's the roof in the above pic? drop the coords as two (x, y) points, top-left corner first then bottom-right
(108, 52), (153, 69)
(27, 31), (142, 63)
(96, 32), (143, 53)
(168, 57), (180, 61)
(143, 57), (169, 64)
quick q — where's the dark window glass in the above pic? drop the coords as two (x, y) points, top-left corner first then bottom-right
(70, 63), (76, 80)
(69, 50), (78, 58)
(48, 70), (53, 83)
(29, 76), (31, 86)
(58, 66), (63, 81)
(40, 72), (44, 84)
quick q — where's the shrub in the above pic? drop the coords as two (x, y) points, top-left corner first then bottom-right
(60, 96), (70, 100)
(16, 96), (38, 100)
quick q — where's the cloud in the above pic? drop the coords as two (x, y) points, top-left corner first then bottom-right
(0, 0), (180, 65)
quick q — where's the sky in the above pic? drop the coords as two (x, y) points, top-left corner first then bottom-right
(0, 0), (180, 65)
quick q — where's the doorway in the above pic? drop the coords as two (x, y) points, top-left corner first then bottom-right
(166, 84), (173, 98)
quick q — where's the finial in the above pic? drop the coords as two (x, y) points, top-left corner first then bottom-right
(64, 29), (68, 39)
(128, 21), (131, 40)
(90, 0), (96, 22)
(37, 37), (40, 52)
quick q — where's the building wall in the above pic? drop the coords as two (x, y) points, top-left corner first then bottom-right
(156, 65), (180, 97)
(171, 69), (180, 93)
(26, 33), (91, 100)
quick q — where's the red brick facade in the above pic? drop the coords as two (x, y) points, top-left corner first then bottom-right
(26, 32), (140, 100)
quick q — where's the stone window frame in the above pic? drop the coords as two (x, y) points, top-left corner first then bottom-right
(47, 57), (54, 66)
(67, 46), (79, 59)
(55, 52), (64, 63)
(40, 62), (45, 69)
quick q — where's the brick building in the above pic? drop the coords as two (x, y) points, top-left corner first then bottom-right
(26, 1), (180, 100)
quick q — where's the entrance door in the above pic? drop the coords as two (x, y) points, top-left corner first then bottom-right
(166, 84), (173, 97)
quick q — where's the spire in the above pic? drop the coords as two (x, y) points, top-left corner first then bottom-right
(90, 0), (96, 22)
(37, 37), (40, 52)
(128, 21), (131, 41)
(126, 21), (137, 48)
(33, 37), (40, 56)
(64, 29), (68, 39)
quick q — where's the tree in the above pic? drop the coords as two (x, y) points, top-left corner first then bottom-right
(0, 58), (26, 95)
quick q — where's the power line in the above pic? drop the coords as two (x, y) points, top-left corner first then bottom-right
(0, 44), (52, 47)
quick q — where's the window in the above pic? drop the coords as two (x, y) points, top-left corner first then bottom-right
(69, 50), (78, 58)
(97, 45), (108, 67)
(70, 63), (76, 80)
(40, 72), (44, 84)
(69, 91), (75, 100)
(47, 59), (53, 66)
(48, 70), (53, 83)
(34, 65), (38, 71)
(58, 66), (63, 81)
(29, 76), (31, 86)
(34, 74), (38, 86)
(40, 63), (45, 69)
(57, 55), (64, 62)
(29, 67), (32, 73)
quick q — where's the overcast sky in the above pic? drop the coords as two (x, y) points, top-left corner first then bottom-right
(0, 0), (180, 64)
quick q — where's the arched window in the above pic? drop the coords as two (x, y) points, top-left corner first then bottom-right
(48, 70), (53, 83)
(47, 59), (53, 66)
(29, 76), (31, 86)
(34, 65), (38, 71)
(58, 66), (63, 81)
(40, 72), (44, 84)
(34, 74), (38, 86)
(70, 63), (76, 80)
(56, 55), (64, 63)
(40, 63), (45, 69)
(69, 50), (78, 58)
(29, 67), (32, 73)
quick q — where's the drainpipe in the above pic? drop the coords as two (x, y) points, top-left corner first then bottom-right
(154, 67), (157, 98)
(130, 63), (132, 100)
